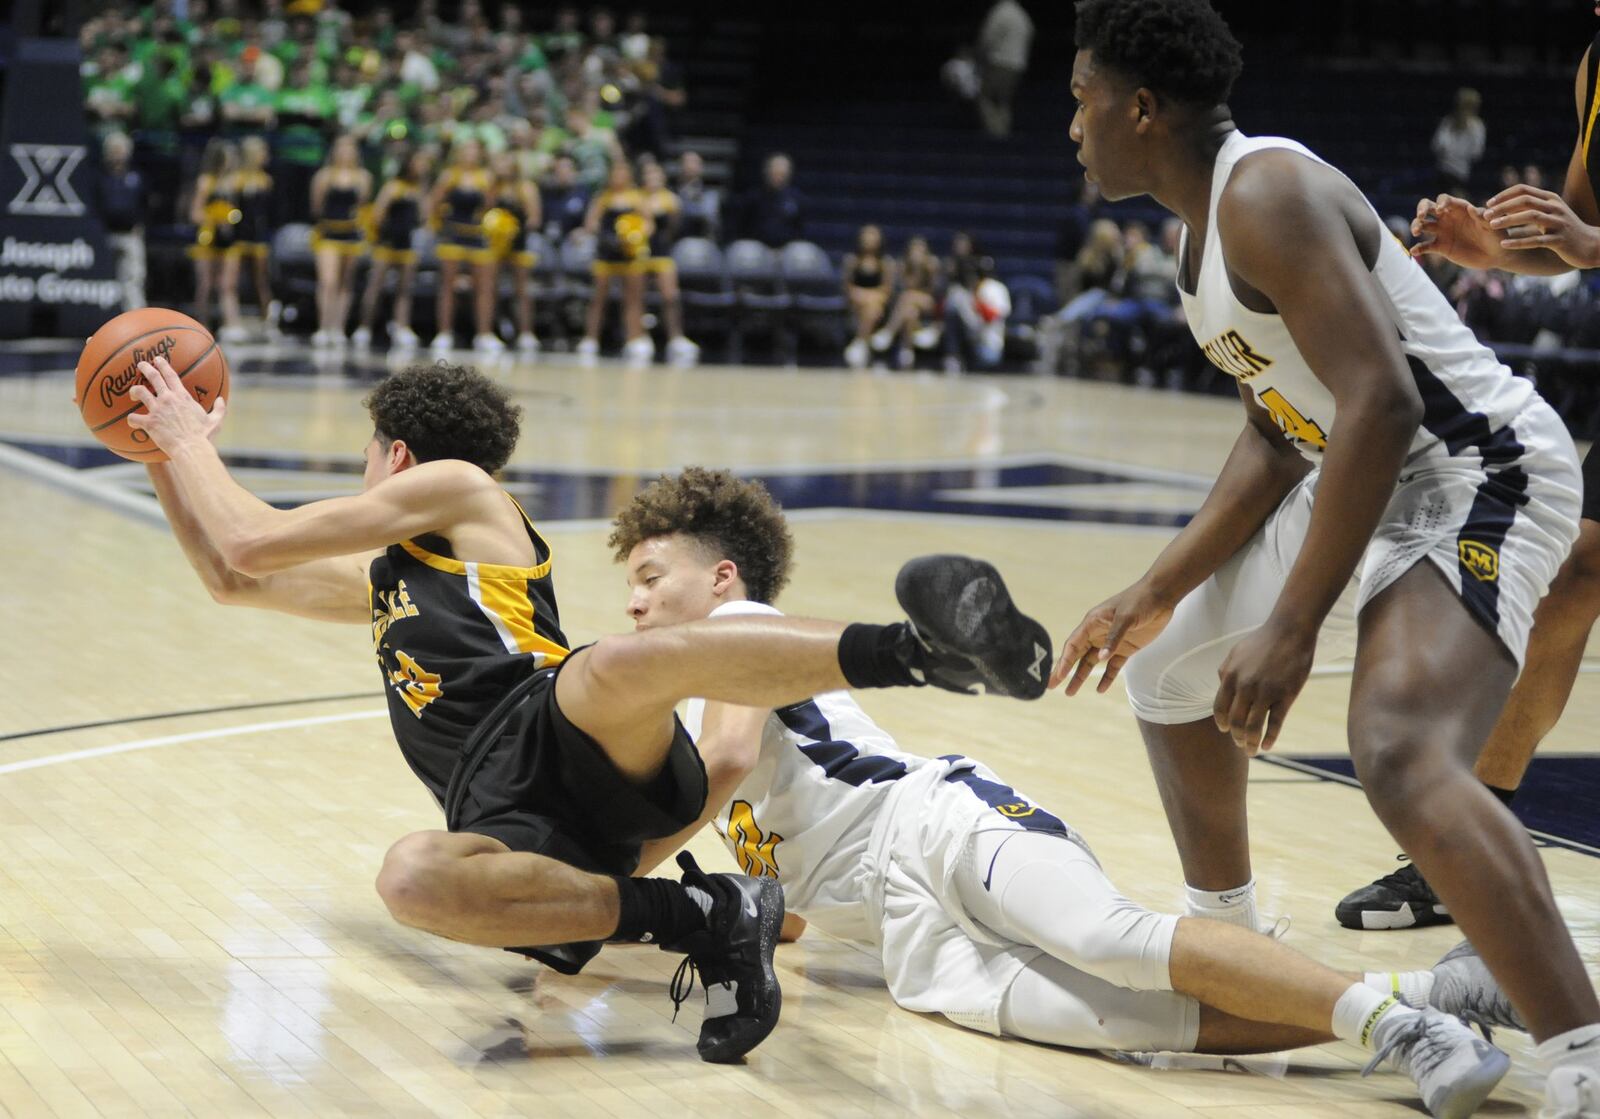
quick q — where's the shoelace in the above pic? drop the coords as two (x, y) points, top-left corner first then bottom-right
(1361, 1014), (1458, 1080)
(669, 955), (700, 1024)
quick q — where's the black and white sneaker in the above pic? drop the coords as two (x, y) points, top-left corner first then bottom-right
(662, 852), (785, 1063)
(894, 555), (1054, 700)
(1335, 856), (1453, 931)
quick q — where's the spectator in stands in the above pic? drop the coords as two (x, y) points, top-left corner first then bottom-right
(1053, 218), (1124, 378)
(1432, 86), (1486, 198)
(620, 11), (652, 61)
(842, 224), (895, 369)
(429, 137), (501, 354)
(309, 134), (372, 349)
(219, 135), (276, 343)
(944, 230), (983, 294)
(275, 58), (336, 224)
(1054, 177), (1104, 305)
(396, 30), (441, 94)
(943, 257), (1010, 373)
(738, 153), (805, 248)
(544, 6), (586, 63)
(188, 139), (238, 330)
(675, 150), (721, 242)
(626, 37), (686, 159)
(542, 154), (591, 240)
(220, 51), (276, 135)
(489, 149), (543, 355)
(976, 0), (1034, 138)
(95, 132), (148, 313)
(566, 104), (622, 189)
(874, 235), (943, 369)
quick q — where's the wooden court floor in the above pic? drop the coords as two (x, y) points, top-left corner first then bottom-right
(0, 346), (1596, 1117)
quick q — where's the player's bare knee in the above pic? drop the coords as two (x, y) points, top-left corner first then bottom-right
(376, 831), (454, 927)
(1557, 526), (1600, 613)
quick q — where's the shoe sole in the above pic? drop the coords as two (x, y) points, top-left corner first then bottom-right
(699, 878), (785, 1064)
(1335, 902), (1454, 931)
(894, 556), (1053, 700)
(1428, 1045), (1509, 1119)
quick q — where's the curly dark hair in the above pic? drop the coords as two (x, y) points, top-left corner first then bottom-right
(608, 467), (795, 604)
(1074, 0), (1243, 107)
(364, 361), (522, 474)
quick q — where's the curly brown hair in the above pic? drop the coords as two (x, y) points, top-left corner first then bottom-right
(609, 467), (795, 604)
(364, 361), (522, 474)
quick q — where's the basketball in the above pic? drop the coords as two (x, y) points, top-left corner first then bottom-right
(75, 308), (229, 462)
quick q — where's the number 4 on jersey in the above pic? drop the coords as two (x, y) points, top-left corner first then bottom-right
(1258, 386), (1328, 449)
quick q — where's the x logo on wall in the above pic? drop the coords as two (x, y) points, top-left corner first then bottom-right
(8, 144), (86, 217)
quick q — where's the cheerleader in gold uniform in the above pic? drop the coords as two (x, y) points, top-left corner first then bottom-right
(426, 138), (500, 354)
(353, 147), (432, 351)
(638, 159), (699, 365)
(309, 134), (372, 348)
(187, 138), (237, 330)
(577, 160), (650, 362)
(219, 135), (276, 343)
(489, 150), (543, 355)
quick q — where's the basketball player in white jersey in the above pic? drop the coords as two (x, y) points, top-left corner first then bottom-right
(1052, 2), (1599, 1115)
(612, 467), (1523, 1118)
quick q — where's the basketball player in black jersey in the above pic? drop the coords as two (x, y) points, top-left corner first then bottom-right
(1335, 14), (1600, 940)
(124, 356), (1053, 1064)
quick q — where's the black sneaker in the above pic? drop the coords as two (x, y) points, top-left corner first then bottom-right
(1334, 856), (1453, 931)
(894, 555), (1054, 700)
(662, 852), (785, 1063)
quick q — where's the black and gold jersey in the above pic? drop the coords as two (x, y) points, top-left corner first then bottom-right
(1585, 31), (1600, 197)
(368, 495), (570, 802)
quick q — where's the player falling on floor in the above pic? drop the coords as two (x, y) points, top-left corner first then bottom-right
(614, 468), (1520, 1116)
(1336, 5), (1600, 936)
(122, 357), (1052, 1063)
(1050, 2), (1600, 1116)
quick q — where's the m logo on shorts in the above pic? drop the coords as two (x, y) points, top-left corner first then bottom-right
(997, 801), (1037, 820)
(1458, 540), (1499, 583)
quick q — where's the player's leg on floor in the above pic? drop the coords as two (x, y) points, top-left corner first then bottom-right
(1336, 519), (1600, 931)
(1350, 561), (1600, 1042)
(557, 555), (1052, 782)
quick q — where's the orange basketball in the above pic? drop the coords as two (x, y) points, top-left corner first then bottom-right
(75, 308), (230, 462)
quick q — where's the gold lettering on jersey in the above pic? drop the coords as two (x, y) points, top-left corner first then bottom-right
(370, 580), (422, 646)
(726, 800), (782, 878)
(1257, 387), (1328, 449)
(1201, 328), (1273, 381)
(388, 649), (442, 717)
(1459, 540), (1500, 582)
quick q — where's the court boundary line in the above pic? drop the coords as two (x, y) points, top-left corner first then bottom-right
(1254, 753), (1600, 859)
(1, 691), (376, 743)
(0, 709), (389, 775)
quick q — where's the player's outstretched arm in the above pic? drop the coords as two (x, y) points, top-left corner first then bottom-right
(634, 700), (768, 875)
(1209, 154), (1423, 754)
(148, 461), (372, 622)
(128, 355), (499, 577)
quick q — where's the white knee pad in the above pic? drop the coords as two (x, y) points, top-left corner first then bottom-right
(998, 953), (1201, 1053)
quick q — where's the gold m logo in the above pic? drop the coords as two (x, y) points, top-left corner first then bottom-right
(1459, 540), (1499, 583)
(726, 800), (782, 877)
(997, 801), (1036, 819)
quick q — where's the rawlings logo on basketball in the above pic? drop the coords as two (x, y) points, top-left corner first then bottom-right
(1459, 540), (1499, 582)
(99, 336), (178, 407)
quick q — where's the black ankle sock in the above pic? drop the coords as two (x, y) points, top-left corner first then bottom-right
(838, 622), (926, 689)
(610, 876), (708, 944)
(1484, 782), (1517, 807)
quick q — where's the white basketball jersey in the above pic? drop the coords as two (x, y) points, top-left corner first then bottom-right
(1181, 131), (1538, 467)
(682, 601), (935, 940)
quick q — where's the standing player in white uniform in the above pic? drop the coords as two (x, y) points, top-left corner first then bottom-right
(1051, 3), (1599, 1115)
(611, 467), (1523, 1118)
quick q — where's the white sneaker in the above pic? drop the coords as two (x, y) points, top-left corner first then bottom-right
(666, 335), (700, 366)
(1363, 1007), (1510, 1119)
(895, 345), (914, 370)
(310, 329), (331, 349)
(474, 333), (506, 354)
(350, 326), (373, 350)
(1543, 1065), (1600, 1119)
(266, 299), (282, 327)
(217, 324), (251, 344)
(1429, 940), (1524, 1035)
(844, 338), (869, 369)
(430, 332), (455, 353)
(575, 337), (600, 365)
(516, 332), (540, 355)
(870, 328), (893, 351)
(912, 325), (940, 349)
(623, 334), (655, 363)
(389, 324), (420, 350)
(942, 355), (964, 375)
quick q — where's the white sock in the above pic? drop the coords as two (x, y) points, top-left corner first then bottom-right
(1332, 983), (1413, 1051)
(1184, 879), (1257, 931)
(1536, 1024), (1600, 1072)
(1363, 969), (1436, 1008)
